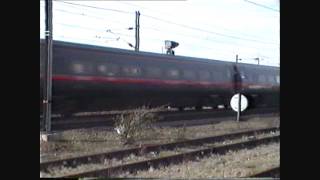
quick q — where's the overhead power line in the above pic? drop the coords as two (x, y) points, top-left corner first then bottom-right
(243, 0), (279, 12)
(58, 1), (134, 15)
(52, 8), (228, 45)
(53, 8), (134, 28)
(42, 12), (278, 51)
(141, 25), (278, 49)
(141, 14), (278, 45)
(55, 22), (134, 37)
(52, 1), (278, 45)
(106, 29), (135, 48)
(54, 35), (111, 43)
(118, 1), (274, 41)
(40, 1), (278, 64)
(45, 21), (276, 52)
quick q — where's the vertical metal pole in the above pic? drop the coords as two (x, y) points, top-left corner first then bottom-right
(237, 93), (241, 122)
(43, 0), (53, 132)
(137, 11), (140, 51)
(135, 11), (140, 52)
(135, 11), (137, 51)
(236, 54), (241, 122)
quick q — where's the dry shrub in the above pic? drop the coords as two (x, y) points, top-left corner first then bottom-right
(114, 106), (162, 144)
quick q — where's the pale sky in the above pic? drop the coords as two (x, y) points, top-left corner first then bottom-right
(40, 0), (279, 66)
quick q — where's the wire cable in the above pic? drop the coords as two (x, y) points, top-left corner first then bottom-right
(53, 8), (133, 27)
(51, 1), (278, 45)
(141, 14), (279, 45)
(140, 25), (278, 49)
(119, 1), (276, 41)
(55, 22), (133, 37)
(243, 0), (279, 12)
(58, 1), (134, 15)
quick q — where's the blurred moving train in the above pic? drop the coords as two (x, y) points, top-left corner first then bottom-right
(40, 40), (279, 115)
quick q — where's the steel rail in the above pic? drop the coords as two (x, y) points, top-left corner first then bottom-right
(58, 135), (280, 178)
(41, 127), (279, 171)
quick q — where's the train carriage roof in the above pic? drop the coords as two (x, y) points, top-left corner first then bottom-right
(40, 39), (279, 71)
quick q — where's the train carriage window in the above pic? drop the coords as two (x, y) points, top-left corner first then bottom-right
(108, 64), (120, 76)
(122, 66), (141, 77)
(276, 75), (280, 84)
(97, 64), (119, 76)
(246, 72), (253, 83)
(268, 75), (275, 83)
(240, 71), (246, 80)
(71, 62), (94, 75)
(251, 71), (259, 83)
(183, 70), (197, 80)
(146, 67), (162, 78)
(167, 69), (180, 79)
(258, 74), (267, 83)
(72, 63), (85, 74)
(198, 70), (211, 81)
(226, 69), (232, 80)
(212, 70), (223, 82)
(97, 65), (107, 73)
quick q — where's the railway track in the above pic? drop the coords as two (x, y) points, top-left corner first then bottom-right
(40, 127), (279, 178)
(40, 107), (278, 131)
(249, 166), (280, 178)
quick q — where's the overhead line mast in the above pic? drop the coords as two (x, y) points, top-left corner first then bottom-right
(43, 0), (53, 132)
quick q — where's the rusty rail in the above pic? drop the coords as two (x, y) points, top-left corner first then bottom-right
(249, 166), (280, 178)
(41, 127), (279, 172)
(59, 135), (279, 178)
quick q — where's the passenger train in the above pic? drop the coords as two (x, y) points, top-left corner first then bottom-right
(40, 40), (279, 115)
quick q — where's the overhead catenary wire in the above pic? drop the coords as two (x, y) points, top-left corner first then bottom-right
(42, 5), (136, 30)
(46, 1), (279, 45)
(140, 36), (244, 57)
(52, 1), (273, 42)
(58, 26), (135, 48)
(243, 0), (279, 12)
(53, 8), (134, 28)
(54, 35), (116, 44)
(40, 1), (278, 66)
(141, 13), (278, 45)
(41, 7), (135, 35)
(140, 25), (278, 49)
(42, 7), (277, 50)
(42, 22), (275, 63)
(119, 1), (277, 41)
(45, 18), (278, 52)
(53, 22), (229, 50)
(106, 29), (135, 48)
(54, 22), (134, 37)
(57, 1), (134, 15)
(42, 3), (120, 19)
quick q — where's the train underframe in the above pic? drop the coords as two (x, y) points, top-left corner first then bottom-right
(40, 81), (279, 116)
